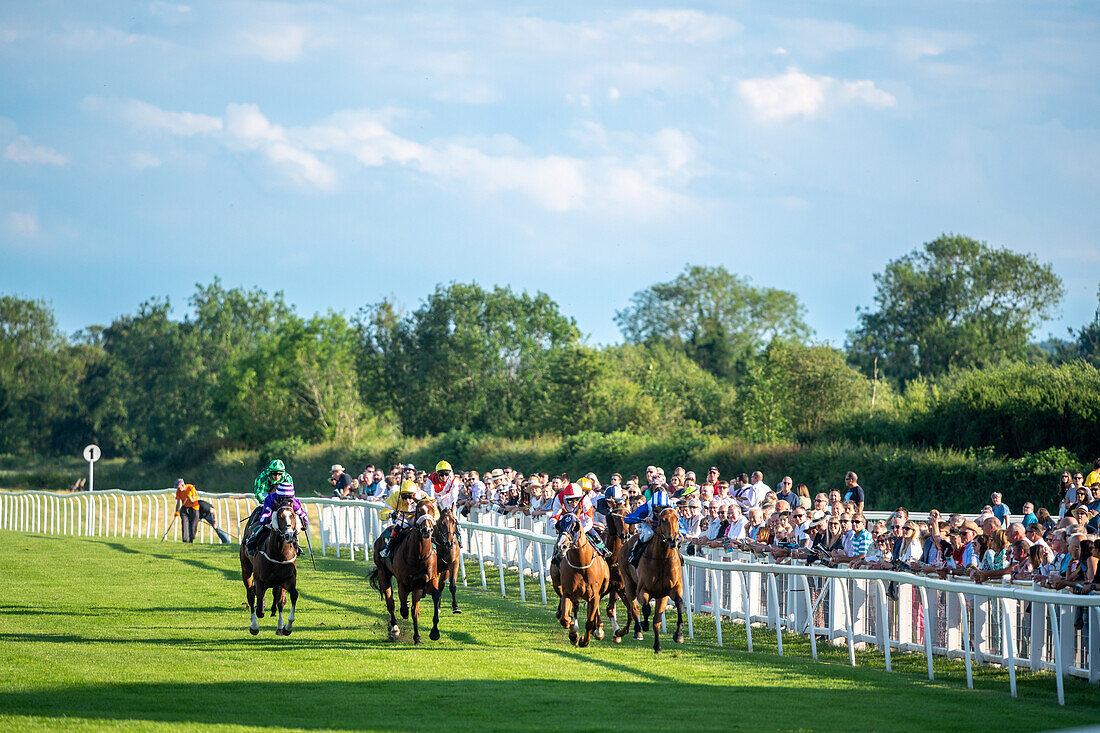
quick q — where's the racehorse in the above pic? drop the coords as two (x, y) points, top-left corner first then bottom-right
(603, 511), (639, 639)
(433, 508), (463, 614)
(368, 499), (443, 644)
(614, 507), (685, 653)
(554, 513), (610, 647)
(239, 504), (300, 636)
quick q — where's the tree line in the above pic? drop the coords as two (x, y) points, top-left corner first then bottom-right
(1, 234), (1097, 463)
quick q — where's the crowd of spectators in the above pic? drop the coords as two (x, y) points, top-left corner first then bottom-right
(320, 457), (1100, 592)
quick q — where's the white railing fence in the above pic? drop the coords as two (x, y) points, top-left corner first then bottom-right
(2, 489), (1097, 704)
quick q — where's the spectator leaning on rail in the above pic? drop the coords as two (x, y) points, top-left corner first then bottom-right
(329, 464), (353, 497)
(173, 478), (231, 544)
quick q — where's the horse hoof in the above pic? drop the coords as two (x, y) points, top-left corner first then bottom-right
(452, 608), (462, 615)
(654, 648), (661, 655)
(429, 628), (440, 641)
(414, 637), (422, 645)
(634, 632), (644, 641)
(275, 628), (285, 636)
(595, 628), (605, 641)
(613, 636), (622, 644)
(249, 627), (259, 636)
(674, 633), (684, 644)
(578, 637), (590, 648)
(390, 625), (400, 639)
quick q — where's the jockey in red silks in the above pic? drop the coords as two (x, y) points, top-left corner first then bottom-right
(549, 483), (608, 558)
(424, 460), (460, 513)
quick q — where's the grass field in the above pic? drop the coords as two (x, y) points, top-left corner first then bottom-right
(1, 531), (1095, 732)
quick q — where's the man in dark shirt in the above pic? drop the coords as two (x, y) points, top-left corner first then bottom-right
(775, 476), (799, 508)
(843, 471), (865, 513)
(330, 464), (353, 498)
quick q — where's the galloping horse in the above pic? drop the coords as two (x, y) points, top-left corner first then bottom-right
(554, 514), (610, 647)
(239, 504), (300, 636)
(433, 508), (463, 614)
(368, 499), (443, 644)
(615, 507), (685, 653)
(603, 511), (639, 639)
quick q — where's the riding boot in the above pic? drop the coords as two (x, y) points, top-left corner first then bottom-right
(587, 529), (609, 558)
(293, 541), (303, 558)
(246, 526), (269, 556)
(629, 538), (650, 567)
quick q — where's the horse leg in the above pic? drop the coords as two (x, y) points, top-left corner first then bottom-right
(254, 582), (266, 622)
(652, 596), (668, 654)
(429, 587), (442, 641)
(399, 586), (410, 619)
(639, 589), (652, 632)
(410, 589), (423, 645)
(285, 583), (298, 635)
(275, 587), (286, 636)
(671, 588), (685, 644)
(450, 566), (461, 614)
(580, 596), (600, 648)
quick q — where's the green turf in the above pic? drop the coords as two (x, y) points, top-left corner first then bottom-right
(1, 531), (1094, 732)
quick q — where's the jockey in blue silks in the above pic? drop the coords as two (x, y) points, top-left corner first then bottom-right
(624, 488), (671, 567)
(245, 480), (309, 556)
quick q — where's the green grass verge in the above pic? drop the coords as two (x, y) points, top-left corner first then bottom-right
(1, 531), (1094, 732)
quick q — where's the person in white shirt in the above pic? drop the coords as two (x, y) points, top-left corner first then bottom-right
(724, 503), (749, 541)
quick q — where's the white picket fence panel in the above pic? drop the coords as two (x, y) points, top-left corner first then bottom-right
(2, 489), (1097, 704)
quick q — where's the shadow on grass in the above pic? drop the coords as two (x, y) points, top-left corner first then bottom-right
(0, 677), (1088, 733)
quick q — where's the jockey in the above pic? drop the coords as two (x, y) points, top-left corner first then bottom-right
(244, 480), (308, 557)
(594, 484), (627, 526)
(253, 459), (293, 504)
(549, 483), (608, 559)
(624, 489), (672, 567)
(425, 460), (460, 513)
(379, 479), (438, 561)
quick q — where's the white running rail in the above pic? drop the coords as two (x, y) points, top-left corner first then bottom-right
(2, 489), (1096, 703)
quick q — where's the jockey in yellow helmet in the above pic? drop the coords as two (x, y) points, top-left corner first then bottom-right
(379, 479), (438, 560)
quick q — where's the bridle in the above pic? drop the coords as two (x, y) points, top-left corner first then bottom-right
(260, 506), (299, 564)
(559, 516), (599, 570)
(655, 507), (683, 550)
(433, 510), (458, 552)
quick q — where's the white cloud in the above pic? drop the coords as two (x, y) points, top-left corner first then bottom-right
(738, 67), (896, 121)
(84, 96), (223, 135)
(96, 97), (699, 214)
(55, 24), (141, 50)
(237, 24), (309, 62)
(6, 211), (39, 237)
(4, 136), (69, 166)
(621, 10), (741, 45)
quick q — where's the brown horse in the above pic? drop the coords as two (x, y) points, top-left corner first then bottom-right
(604, 511), (639, 639)
(239, 505), (300, 636)
(433, 508), (463, 614)
(368, 499), (442, 644)
(615, 507), (685, 653)
(554, 513), (610, 647)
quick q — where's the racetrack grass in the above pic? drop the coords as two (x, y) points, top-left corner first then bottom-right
(1, 532), (1094, 732)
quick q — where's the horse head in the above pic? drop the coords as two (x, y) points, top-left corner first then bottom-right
(555, 513), (579, 555)
(414, 499), (436, 539)
(656, 507), (683, 550)
(434, 508), (458, 550)
(275, 505), (299, 546)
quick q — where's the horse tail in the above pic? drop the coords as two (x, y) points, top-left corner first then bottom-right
(367, 566), (380, 591)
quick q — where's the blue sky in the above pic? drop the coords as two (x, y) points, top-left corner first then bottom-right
(2, 1), (1098, 346)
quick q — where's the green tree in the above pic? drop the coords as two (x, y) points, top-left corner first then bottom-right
(0, 296), (88, 455)
(615, 264), (811, 380)
(360, 283), (580, 436)
(847, 235), (1065, 381)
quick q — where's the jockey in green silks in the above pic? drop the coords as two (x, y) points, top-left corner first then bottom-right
(254, 459), (294, 504)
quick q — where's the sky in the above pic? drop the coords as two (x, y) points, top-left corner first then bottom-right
(2, 1), (1098, 347)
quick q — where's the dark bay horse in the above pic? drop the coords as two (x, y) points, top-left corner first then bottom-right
(239, 505), (300, 636)
(604, 511), (639, 639)
(615, 507), (685, 653)
(368, 499), (443, 644)
(554, 514), (610, 647)
(433, 509), (463, 614)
